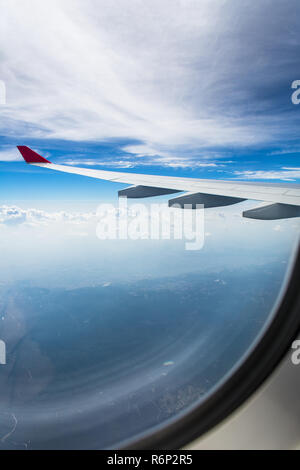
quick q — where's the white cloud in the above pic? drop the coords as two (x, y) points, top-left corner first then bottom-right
(62, 157), (218, 169)
(0, 148), (22, 162)
(0, 205), (97, 227)
(234, 168), (300, 181)
(120, 144), (219, 168)
(268, 148), (300, 156)
(61, 144), (221, 168)
(282, 167), (300, 171)
(62, 159), (135, 169)
(122, 145), (172, 159)
(1, 0), (299, 162)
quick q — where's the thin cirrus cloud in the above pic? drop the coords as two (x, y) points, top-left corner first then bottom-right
(234, 168), (300, 181)
(62, 156), (219, 169)
(0, 0), (300, 165)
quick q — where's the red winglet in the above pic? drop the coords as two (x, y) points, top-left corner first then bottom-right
(17, 146), (51, 164)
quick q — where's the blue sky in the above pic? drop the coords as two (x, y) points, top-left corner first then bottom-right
(0, 0), (300, 205)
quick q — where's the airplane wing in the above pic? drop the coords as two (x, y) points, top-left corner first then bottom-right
(17, 146), (300, 220)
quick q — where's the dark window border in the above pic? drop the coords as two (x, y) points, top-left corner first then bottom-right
(123, 242), (300, 450)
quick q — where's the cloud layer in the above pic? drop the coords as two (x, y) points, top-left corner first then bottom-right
(1, 0), (300, 162)
(0, 205), (96, 227)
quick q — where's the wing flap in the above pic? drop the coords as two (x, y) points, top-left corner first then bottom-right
(118, 186), (181, 198)
(243, 203), (300, 220)
(168, 192), (245, 209)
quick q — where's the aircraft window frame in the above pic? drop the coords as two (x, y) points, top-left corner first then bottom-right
(122, 242), (300, 450)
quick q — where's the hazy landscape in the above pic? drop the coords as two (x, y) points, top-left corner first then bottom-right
(0, 260), (288, 448)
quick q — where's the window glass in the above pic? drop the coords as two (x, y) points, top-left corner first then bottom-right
(0, 198), (299, 449)
(1, 0), (300, 450)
